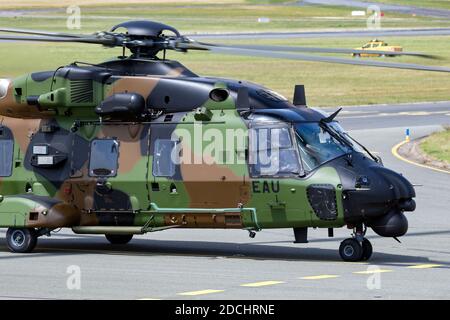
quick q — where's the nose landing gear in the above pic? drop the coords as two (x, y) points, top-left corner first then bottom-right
(339, 225), (373, 262)
(361, 238), (373, 261)
(339, 238), (362, 262)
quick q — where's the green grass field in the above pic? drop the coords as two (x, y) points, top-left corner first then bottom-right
(1, 1), (450, 107)
(420, 128), (450, 164)
(1, 1), (449, 33)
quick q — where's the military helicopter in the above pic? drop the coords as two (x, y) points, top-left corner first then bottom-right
(0, 20), (447, 261)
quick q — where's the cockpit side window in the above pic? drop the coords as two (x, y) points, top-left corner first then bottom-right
(249, 126), (300, 177)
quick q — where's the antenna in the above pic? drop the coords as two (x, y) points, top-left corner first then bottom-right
(293, 85), (306, 106)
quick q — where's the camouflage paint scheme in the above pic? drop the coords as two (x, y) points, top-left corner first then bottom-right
(0, 58), (346, 234)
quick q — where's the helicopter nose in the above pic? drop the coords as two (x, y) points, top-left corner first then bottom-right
(342, 165), (416, 237)
(371, 166), (416, 201)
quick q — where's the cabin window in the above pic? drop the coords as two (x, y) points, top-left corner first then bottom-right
(0, 140), (13, 177)
(153, 139), (176, 177)
(89, 139), (119, 177)
(249, 127), (300, 176)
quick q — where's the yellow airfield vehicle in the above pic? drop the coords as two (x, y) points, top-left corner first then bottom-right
(352, 39), (403, 57)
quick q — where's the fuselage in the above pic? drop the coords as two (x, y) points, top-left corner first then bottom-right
(0, 58), (415, 237)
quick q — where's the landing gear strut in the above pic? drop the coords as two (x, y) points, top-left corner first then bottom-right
(6, 227), (38, 253)
(339, 225), (373, 262)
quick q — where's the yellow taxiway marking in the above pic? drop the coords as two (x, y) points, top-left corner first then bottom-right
(407, 264), (443, 269)
(178, 289), (224, 296)
(300, 275), (340, 280)
(353, 269), (392, 274)
(391, 141), (450, 174)
(241, 281), (285, 287)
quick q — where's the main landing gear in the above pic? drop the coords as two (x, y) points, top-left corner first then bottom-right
(339, 225), (373, 262)
(6, 227), (38, 253)
(105, 234), (133, 244)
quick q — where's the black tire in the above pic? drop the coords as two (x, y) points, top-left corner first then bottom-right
(339, 238), (363, 262)
(361, 238), (373, 261)
(105, 234), (133, 245)
(6, 228), (38, 253)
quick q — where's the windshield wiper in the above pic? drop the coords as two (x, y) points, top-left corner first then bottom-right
(319, 108), (353, 150)
(319, 121), (353, 151)
(345, 133), (379, 162)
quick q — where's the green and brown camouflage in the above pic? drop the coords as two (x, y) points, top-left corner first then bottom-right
(0, 57), (414, 236)
(0, 61), (345, 232)
(0, 20), (418, 260)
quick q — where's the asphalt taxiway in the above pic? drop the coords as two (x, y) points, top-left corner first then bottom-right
(0, 102), (449, 300)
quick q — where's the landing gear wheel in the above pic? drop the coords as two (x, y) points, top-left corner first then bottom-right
(6, 228), (38, 253)
(361, 238), (373, 261)
(339, 238), (363, 262)
(105, 234), (133, 245)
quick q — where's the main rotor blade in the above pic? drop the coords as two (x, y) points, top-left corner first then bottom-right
(0, 34), (116, 45)
(0, 27), (84, 38)
(192, 44), (450, 73)
(199, 42), (438, 59)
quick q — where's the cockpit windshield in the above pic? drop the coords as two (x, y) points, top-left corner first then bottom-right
(248, 114), (372, 177)
(294, 122), (353, 173)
